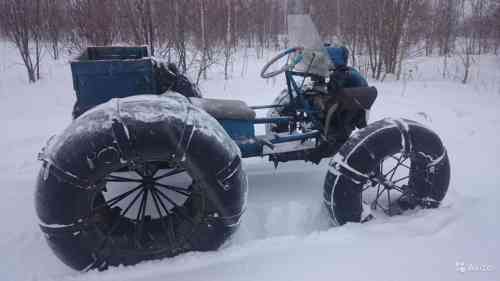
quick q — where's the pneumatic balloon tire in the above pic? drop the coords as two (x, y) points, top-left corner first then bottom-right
(323, 118), (450, 225)
(36, 93), (247, 271)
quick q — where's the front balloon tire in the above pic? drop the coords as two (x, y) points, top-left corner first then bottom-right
(323, 118), (450, 225)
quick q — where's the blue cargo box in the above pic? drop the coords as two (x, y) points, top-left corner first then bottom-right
(70, 46), (157, 108)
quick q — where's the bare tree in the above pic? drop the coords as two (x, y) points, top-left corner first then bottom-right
(197, 0), (208, 83)
(118, 0), (155, 55)
(71, 0), (117, 46)
(435, 0), (460, 56)
(0, 0), (44, 82)
(458, 0), (486, 84)
(173, 1), (189, 73)
(493, 1), (500, 54)
(43, 0), (66, 60)
(223, 0), (234, 80)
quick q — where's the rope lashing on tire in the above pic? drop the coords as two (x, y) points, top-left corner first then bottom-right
(420, 149), (448, 169)
(174, 123), (195, 162)
(390, 118), (413, 154)
(331, 154), (446, 188)
(329, 118), (413, 185)
(110, 119), (135, 162)
(38, 146), (95, 190)
(39, 102), (135, 190)
(38, 218), (89, 237)
(216, 207), (246, 228)
(173, 103), (196, 162)
(110, 99), (140, 167)
(216, 157), (241, 191)
(330, 157), (369, 185)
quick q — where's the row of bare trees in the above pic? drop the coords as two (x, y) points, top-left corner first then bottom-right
(1, 0), (499, 84)
(308, 0), (500, 83)
(0, 0), (286, 83)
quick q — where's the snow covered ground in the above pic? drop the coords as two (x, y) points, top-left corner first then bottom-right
(1, 43), (499, 281)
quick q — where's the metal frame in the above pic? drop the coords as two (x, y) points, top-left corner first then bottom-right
(227, 70), (323, 159)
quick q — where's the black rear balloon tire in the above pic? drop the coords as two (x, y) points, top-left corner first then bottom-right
(36, 93), (247, 270)
(323, 118), (450, 225)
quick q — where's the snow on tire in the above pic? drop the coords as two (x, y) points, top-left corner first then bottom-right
(36, 93), (247, 270)
(323, 118), (450, 225)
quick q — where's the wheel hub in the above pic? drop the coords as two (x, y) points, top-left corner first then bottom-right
(142, 176), (155, 187)
(363, 153), (414, 216)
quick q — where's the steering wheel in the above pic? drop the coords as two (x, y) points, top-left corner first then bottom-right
(260, 47), (303, 79)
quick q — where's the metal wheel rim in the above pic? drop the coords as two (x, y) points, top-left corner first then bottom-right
(361, 152), (416, 221)
(87, 162), (205, 268)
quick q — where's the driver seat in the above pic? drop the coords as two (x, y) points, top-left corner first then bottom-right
(190, 98), (256, 120)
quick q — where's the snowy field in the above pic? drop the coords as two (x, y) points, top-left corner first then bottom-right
(1, 43), (499, 281)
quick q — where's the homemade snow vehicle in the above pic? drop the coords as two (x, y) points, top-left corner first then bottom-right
(35, 15), (450, 271)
